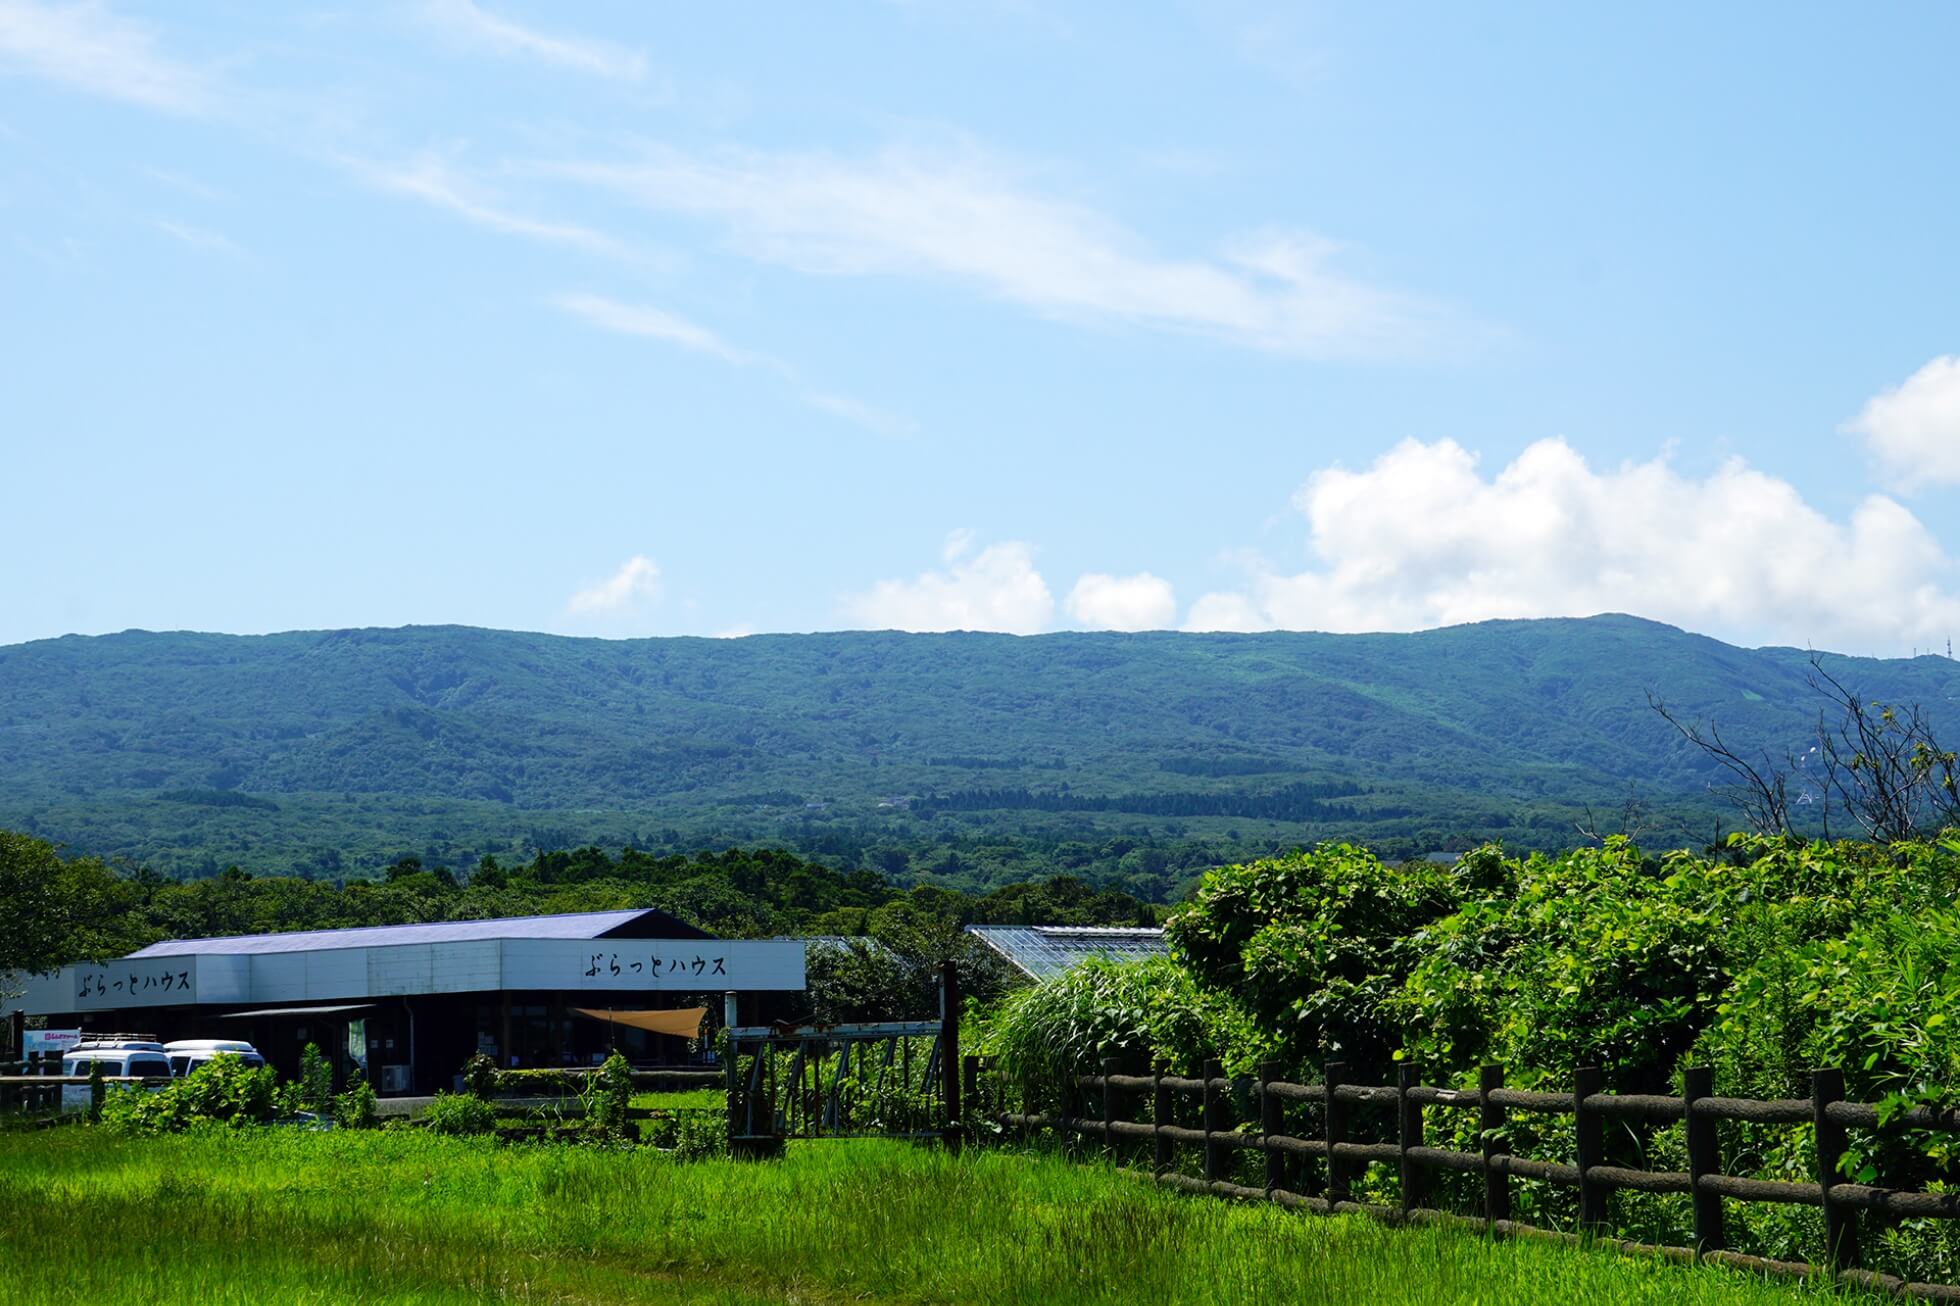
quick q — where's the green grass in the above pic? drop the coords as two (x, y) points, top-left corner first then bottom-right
(630, 1088), (725, 1112)
(0, 1127), (1888, 1304)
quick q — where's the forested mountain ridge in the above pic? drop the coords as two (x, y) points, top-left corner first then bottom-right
(2, 616), (1956, 888)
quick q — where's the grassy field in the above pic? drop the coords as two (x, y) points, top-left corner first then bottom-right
(0, 1127), (1887, 1305)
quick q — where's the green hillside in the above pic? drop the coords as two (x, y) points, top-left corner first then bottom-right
(2, 615), (1956, 890)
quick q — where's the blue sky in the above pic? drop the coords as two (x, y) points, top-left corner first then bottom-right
(4, 2), (1959, 655)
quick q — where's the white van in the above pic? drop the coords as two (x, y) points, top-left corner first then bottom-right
(59, 1039), (172, 1112)
(164, 1040), (266, 1077)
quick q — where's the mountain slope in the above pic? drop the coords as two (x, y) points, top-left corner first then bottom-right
(2, 615), (1956, 880)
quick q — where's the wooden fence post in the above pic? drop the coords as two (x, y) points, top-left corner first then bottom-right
(1574, 1066), (1606, 1234)
(1813, 1067), (1858, 1274)
(1480, 1065), (1509, 1229)
(1203, 1058), (1230, 1187)
(1260, 1060), (1288, 1195)
(1325, 1060), (1351, 1206)
(1101, 1054), (1122, 1164)
(1683, 1065), (1725, 1254)
(1398, 1061), (1426, 1216)
(1152, 1058), (1172, 1177)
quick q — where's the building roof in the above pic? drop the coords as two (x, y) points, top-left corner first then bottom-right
(126, 907), (708, 958)
(963, 925), (1168, 982)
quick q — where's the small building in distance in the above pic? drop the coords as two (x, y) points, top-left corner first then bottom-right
(5, 908), (807, 1093)
(963, 925), (1167, 983)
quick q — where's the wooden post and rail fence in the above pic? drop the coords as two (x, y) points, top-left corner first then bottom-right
(976, 1056), (1960, 1302)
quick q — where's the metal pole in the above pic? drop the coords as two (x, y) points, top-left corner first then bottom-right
(939, 960), (961, 1152)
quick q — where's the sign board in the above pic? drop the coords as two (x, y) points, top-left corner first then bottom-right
(24, 1029), (80, 1058)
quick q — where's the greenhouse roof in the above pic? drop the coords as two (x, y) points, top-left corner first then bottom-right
(963, 925), (1167, 983)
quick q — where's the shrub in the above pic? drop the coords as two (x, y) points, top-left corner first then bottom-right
(333, 1075), (378, 1130)
(461, 1052), (499, 1100)
(99, 1054), (278, 1134)
(671, 1109), (726, 1161)
(495, 1068), (583, 1097)
(979, 955), (1268, 1107)
(1166, 842), (1458, 1068)
(421, 1092), (496, 1136)
(589, 1051), (632, 1142)
(297, 1042), (333, 1114)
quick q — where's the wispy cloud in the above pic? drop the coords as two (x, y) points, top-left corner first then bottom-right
(546, 143), (1467, 359)
(139, 165), (225, 201)
(0, 0), (210, 114)
(152, 218), (242, 256)
(357, 155), (621, 257)
(566, 554), (661, 616)
(420, 0), (646, 82)
(553, 292), (751, 365)
(801, 391), (916, 439)
(554, 292), (915, 438)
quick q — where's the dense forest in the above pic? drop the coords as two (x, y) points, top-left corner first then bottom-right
(5, 616), (1957, 889)
(0, 829), (1154, 996)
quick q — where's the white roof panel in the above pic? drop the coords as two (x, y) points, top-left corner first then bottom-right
(126, 909), (660, 958)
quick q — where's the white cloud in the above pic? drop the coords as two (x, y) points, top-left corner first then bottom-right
(1066, 572), (1176, 631)
(554, 292), (750, 365)
(1846, 355), (1960, 490)
(420, 0), (646, 82)
(843, 533), (1054, 633)
(547, 144), (1462, 359)
(359, 155), (621, 257)
(0, 0), (209, 114)
(566, 555), (661, 616)
(1184, 437), (1960, 654)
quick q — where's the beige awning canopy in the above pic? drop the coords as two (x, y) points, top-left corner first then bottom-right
(571, 1006), (706, 1039)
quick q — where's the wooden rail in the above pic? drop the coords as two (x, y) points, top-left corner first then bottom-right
(986, 1058), (1960, 1303)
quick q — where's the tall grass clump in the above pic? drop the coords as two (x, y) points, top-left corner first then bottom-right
(979, 955), (1269, 1107)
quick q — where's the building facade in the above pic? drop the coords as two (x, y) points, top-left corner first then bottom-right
(5, 908), (806, 1093)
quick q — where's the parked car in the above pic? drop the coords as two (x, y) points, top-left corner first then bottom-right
(163, 1039), (266, 1077)
(59, 1039), (172, 1112)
